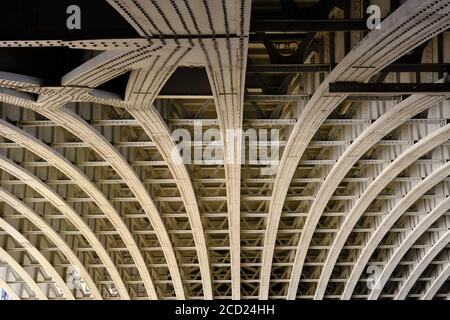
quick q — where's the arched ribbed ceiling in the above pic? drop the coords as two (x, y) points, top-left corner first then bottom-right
(0, 0), (449, 300)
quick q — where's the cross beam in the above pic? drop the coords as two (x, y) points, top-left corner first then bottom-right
(329, 82), (450, 94)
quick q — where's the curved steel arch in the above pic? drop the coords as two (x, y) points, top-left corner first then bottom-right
(260, 0), (450, 299)
(0, 118), (157, 299)
(368, 194), (450, 299)
(126, 63), (213, 299)
(0, 154), (123, 299)
(0, 74), (185, 299)
(312, 124), (450, 299)
(422, 262), (450, 300)
(0, 216), (74, 299)
(395, 230), (450, 299)
(3, 0), (251, 299)
(195, 2), (251, 299)
(41, 108), (185, 299)
(342, 160), (450, 299)
(0, 278), (19, 300)
(290, 93), (448, 299)
(0, 247), (47, 299)
(38, 48), (165, 108)
(106, 0), (251, 299)
(42, 47), (189, 300)
(0, 0), (446, 296)
(202, 39), (248, 299)
(0, 186), (102, 299)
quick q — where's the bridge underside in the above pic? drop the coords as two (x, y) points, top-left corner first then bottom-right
(0, 0), (449, 300)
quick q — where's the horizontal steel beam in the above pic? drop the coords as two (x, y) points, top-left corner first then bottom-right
(381, 63), (450, 73)
(26, 244), (441, 253)
(4, 227), (448, 236)
(17, 158), (448, 168)
(3, 211), (440, 219)
(329, 82), (450, 94)
(250, 19), (369, 32)
(6, 177), (449, 186)
(249, 64), (450, 74)
(245, 94), (310, 101)
(17, 194), (450, 203)
(17, 118), (446, 128)
(247, 64), (331, 73)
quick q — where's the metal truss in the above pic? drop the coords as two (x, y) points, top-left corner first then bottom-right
(0, 213), (74, 299)
(261, 0), (450, 299)
(0, 118), (154, 298)
(315, 124), (450, 299)
(395, 230), (450, 299)
(368, 199), (450, 299)
(0, 0), (450, 300)
(0, 247), (47, 299)
(0, 277), (19, 300)
(342, 160), (450, 299)
(422, 261), (450, 300)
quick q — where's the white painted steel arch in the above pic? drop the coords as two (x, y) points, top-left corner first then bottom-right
(260, 0), (450, 299)
(0, 247), (47, 299)
(1, 0), (449, 300)
(312, 124), (450, 299)
(395, 230), (450, 299)
(106, 0), (251, 299)
(0, 216), (74, 299)
(0, 278), (19, 300)
(198, 5), (251, 298)
(0, 155), (123, 299)
(202, 39), (248, 299)
(368, 195), (450, 299)
(0, 186), (102, 299)
(422, 263), (450, 300)
(124, 49), (213, 299)
(342, 161), (450, 299)
(0, 73), (185, 299)
(0, 118), (157, 299)
(40, 108), (185, 299)
(311, 94), (450, 299)
(0, 0), (252, 299)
